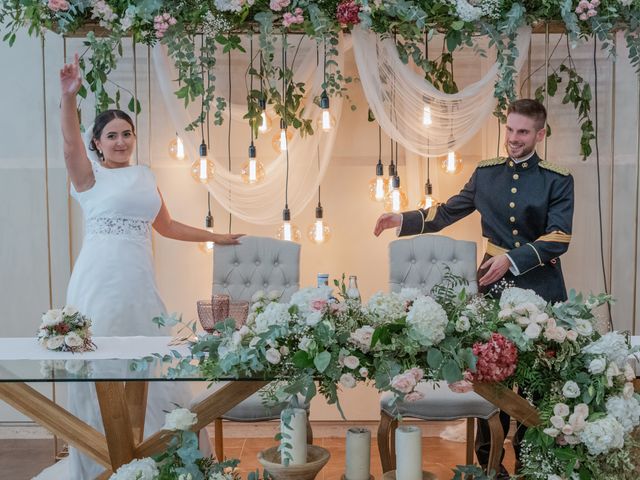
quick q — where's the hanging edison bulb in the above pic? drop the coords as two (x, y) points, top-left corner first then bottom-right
(386, 163), (397, 194)
(307, 205), (332, 244)
(191, 142), (215, 184)
(240, 143), (265, 184)
(198, 213), (214, 254)
(418, 180), (439, 209)
(368, 160), (388, 202)
(257, 98), (273, 135)
(440, 135), (462, 175)
(271, 119), (294, 153)
(422, 102), (432, 127)
(384, 176), (409, 213)
(276, 207), (301, 242)
(168, 133), (186, 160)
(316, 91), (336, 132)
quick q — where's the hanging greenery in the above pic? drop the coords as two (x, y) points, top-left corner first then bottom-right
(2, 1), (640, 153)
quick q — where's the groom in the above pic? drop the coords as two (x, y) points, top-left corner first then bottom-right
(373, 98), (575, 477)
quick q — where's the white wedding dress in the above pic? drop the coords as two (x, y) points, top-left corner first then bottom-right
(35, 161), (190, 479)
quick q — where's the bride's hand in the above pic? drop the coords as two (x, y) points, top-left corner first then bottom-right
(213, 233), (245, 245)
(60, 53), (82, 97)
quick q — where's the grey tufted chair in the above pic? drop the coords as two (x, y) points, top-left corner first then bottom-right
(378, 234), (503, 475)
(193, 236), (311, 460)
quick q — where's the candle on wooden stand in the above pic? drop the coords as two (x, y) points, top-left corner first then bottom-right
(395, 425), (422, 480)
(280, 407), (308, 465)
(345, 427), (371, 480)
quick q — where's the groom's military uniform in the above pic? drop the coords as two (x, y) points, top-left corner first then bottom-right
(397, 152), (574, 473)
(398, 152), (574, 303)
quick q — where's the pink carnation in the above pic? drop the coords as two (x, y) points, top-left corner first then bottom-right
(270, 0), (290, 12)
(282, 8), (304, 27)
(48, 0), (70, 11)
(469, 333), (518, 383)
(336, 0), (361, 26)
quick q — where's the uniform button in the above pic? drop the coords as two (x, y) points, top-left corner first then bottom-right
(508, 161), (514, 167)
(509, 202), (515, 208)
(515, 241), (521, 247)
(512, 229), (519, 235)
(522, 162), (528, 168)
(513, 174), (519, 180)
(510, 216), (516, 223)
(511, 187), (517, 194)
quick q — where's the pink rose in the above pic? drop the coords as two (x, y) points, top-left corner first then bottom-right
(579, 13), (589, 20)
(282, 8), (304, 28)
(448, 380), (474, 393)
(404, 391), (424, 402)
(409, 367), (424, 382)
(391, 372), (417, 394)
(48, 0), (70, 11)
(270, 0), (290, 11)
(311, 299), (327, 311)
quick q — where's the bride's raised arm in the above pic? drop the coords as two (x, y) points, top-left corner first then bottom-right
(60, 53), (94, 192)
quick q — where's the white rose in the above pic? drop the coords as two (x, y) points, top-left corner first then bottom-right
(575, 319), (593, 336)
(163, 408), (197, 431)
(64, 332), (84, 348)
(543, 427), (560, 438)
(343, 355), (360, 369)
(566, 330), (579, 342)
(298, 336), (314, 353)
(623, 382), (635, 399)
(359, 367), (369, 377)
(553, 403), (570, 417)
(62, 305), (78, 317)
(268, 290), (282, 300)
(524, 322), (542, 340)
(238, 325), (250, 336)
(46, 335), (65, 350)
(561, 424), (574, 435)
(111, 457), (158, 480)
(624, 362), (636, 381)
(265, 348), (282, 365)
(305, 311), (322, 327)
(455, 316), (470, 332)
(41, 309), (63, 327)
(279, 346), (289, 356)
(550, 415), (565, 429)
(562, 381), (581, 399)
(340, 373), (357, 389)
(251, 290), (265, 302)
(588, 358), (607, 374)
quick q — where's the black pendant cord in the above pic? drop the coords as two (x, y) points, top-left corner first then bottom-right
(249, 32), (255, 146)
(228, 48), (233, 233)
(205, 36), (213, 229)
(200, 34), (206, 146)
(283, 33), (290, 212)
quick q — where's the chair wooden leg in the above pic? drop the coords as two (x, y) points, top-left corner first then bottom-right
(214, 418), (224, 461)
(305, 417), (314, 445)
(486, 414), (505, 477)
(465, 418), (475, 465)
(377, 411), (398, 473)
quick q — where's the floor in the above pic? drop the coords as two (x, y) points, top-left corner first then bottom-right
(0, 421), (516, 479)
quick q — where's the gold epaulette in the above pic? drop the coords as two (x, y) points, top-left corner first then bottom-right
(539, 161), (570, 176)
(477, 157), (507, 168)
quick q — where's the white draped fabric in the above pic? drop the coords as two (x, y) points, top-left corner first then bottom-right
(352, 26), (532, 158)
(152, 37), (348, 225)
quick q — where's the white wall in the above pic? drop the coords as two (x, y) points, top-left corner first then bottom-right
(1, 30), (638, 422)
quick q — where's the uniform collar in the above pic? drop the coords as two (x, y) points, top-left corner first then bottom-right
(507, 151), (540, 171)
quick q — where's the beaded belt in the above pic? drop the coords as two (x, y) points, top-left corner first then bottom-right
(85, 216), (152, 238)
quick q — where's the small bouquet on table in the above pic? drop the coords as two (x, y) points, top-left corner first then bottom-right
(37, 305), (96, 352)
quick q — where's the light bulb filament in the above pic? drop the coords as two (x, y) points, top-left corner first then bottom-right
(249, 159), (257, 183)
(279, 129), (287, 152)
(446, 151), (456, 173)
(314, 220), (324, 242)
(375, 178), (385, 201)
(392, 189), (401, 213)
(283, 221), (292, 241)
(321, 110), (332, 131)
(199, 158), (208, 181)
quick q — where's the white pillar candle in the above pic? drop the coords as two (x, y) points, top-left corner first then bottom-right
(280, 407), (308, 465)
(345, 427), (371, 480)
(395, 425), (422, 480)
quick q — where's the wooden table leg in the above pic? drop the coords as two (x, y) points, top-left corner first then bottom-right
(135, 380), (268, 458)
(125, 381), (149, 444)
(472, 382), (540, 427)
(95, 382), (137, 471)
(0, 382), (110, 467)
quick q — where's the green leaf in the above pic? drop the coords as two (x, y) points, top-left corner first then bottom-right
(292, 350), (314, 369)
(442, 359), (463, 382)
(314, 351), (331, 373)
(427, 348), (443, 369)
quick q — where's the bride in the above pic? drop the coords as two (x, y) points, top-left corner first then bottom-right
(37, 54), (243, 479)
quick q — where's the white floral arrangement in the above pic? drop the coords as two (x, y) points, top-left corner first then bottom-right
(110, 407), (243, 480)
(37, 305), (95, 353)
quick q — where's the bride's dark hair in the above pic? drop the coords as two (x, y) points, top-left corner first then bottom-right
(89, 110), (136, 160)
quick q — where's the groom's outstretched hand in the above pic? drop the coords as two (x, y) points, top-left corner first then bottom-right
(214, 233), (245, 245)
(373, 213), (402, 237)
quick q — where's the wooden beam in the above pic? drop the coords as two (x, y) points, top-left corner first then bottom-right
(96, 382), (137, 471)
(472, 382), (540, 428)
(0, 382), (110, 467)
(134, 380), (268, 458)
(125, 381), (149, 444)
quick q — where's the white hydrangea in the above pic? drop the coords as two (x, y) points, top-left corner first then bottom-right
(578, 415), (625, 455)
(398, 288), (422, 303)
(110, 457), (158, 480)
(605, 395), (640, 433)
(290, 286), (333, 317)
(406, 296), (448, 347)
(582, 332), (630, 367)
(451, 0), (482, 22)
(163, 408), (197, 431)
(214, 0), (255, 13)
(365, 292), (406, 325)
(253, 302), (291, 334)
(499, 287), (547, 311)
